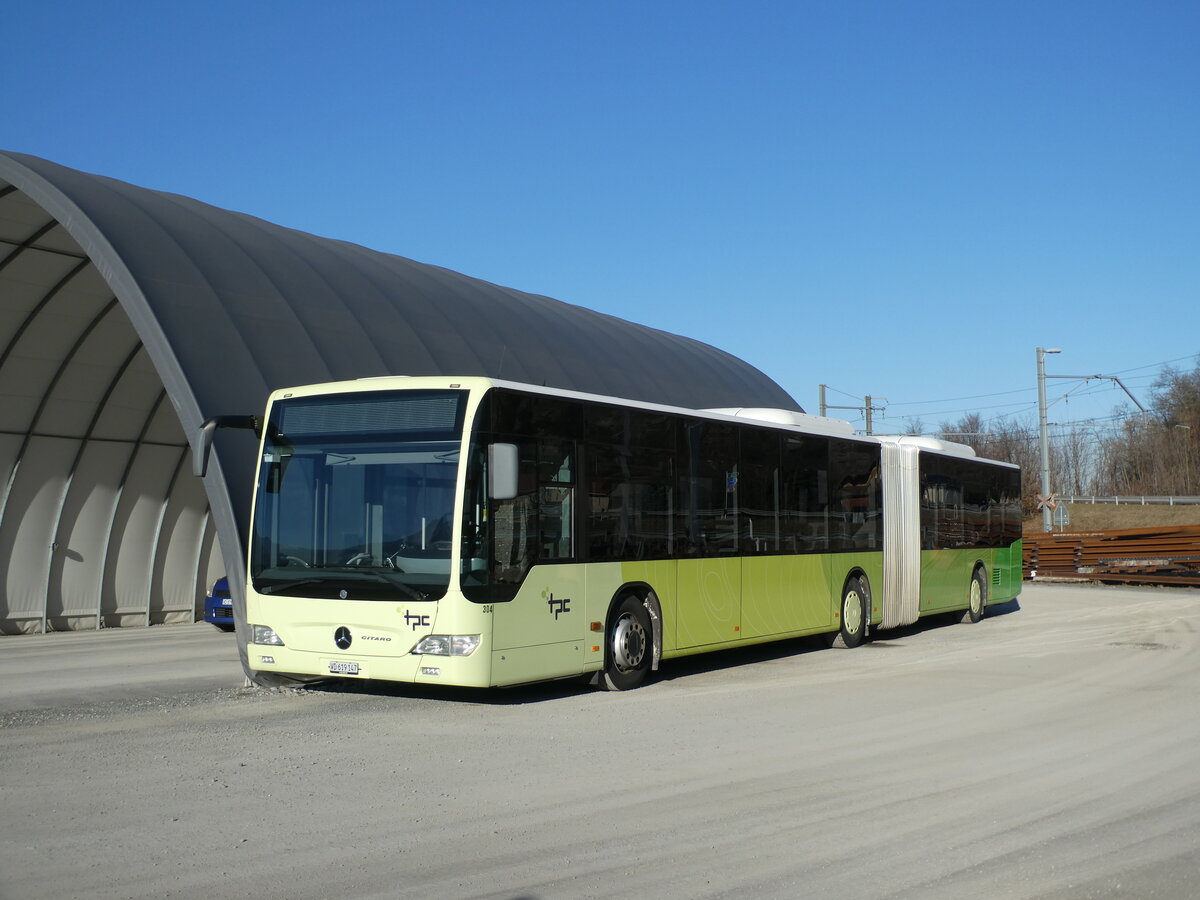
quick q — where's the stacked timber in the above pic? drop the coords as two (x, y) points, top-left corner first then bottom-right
(1023, 525), (1200, 586)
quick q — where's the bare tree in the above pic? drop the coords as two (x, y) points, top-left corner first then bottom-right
(1057, 426), (1093, 496)
(937, 413), (985, 450)
(1152, 365), (1199, 494)
(1090, 362), (1200, 496)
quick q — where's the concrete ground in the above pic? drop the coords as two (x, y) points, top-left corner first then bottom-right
(0, 621), (244, 715)
(2, 582), (1199, 899)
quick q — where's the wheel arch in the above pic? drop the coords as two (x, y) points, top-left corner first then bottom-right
(972, 558), (989, 605)
(958, 559), (990, 624)
(841, 566), (873, 612)
(606, 581), (663, 672)
(829, 566), (872, 648)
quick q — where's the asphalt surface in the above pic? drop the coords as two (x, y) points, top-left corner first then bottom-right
(2, 583), (1199, 899)
(0, 622), (244, 715)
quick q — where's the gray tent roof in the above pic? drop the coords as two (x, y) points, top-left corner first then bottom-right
(1, 151), (798, 413)
(0, 151), (799, 670)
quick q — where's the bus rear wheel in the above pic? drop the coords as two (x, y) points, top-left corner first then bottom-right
(960, 568), (986, 624)
(830, 575), (868, 649)
(602, 595), (652, 691)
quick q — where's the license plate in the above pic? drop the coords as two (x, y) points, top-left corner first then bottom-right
(221, 598), (233, 606)
(329, 660), (360, 675)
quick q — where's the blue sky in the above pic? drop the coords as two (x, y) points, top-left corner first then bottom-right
(4, 0), (1197, 436)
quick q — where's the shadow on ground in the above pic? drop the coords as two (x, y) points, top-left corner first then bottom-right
(291, 599), (1022, 706)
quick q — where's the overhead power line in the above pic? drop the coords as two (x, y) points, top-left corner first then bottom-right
(879, 353), (1194, 412)
(885, 386), (1035, 407)
(1111, 353), (1200, 377)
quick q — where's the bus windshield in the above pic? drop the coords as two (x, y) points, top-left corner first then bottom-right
(250, 390), (467, 601)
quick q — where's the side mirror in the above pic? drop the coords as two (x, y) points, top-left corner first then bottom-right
(192, 419), (220, 478)
(192, 415), (262, 478)
(488, 443), (519, 500)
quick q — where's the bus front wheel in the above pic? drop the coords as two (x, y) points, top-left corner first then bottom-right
(830, 575), (869, 649)
(601, 595), (652, 691)
(960, 568), (986, 624)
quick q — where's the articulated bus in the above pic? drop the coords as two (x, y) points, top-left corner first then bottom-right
(239, 376), (1022, 690)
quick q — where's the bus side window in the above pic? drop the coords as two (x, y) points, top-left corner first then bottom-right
(782, 435), (829, 553)
(538, 439), (574, 560)
(740, 427), (781, 554)
(493, 442), (537, 583)
(681, 422), (738, 556)
(829, 440), (880, 551)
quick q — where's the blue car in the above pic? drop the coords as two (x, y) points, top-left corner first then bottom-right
(203, 577), (235, 631)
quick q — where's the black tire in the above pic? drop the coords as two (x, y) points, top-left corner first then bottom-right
(830, 575), (868, 649)
(960, 568), (986, 624)
(601, 595), (653, 691)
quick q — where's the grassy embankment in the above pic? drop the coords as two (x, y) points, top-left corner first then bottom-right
(1023, 503), (1200, 534)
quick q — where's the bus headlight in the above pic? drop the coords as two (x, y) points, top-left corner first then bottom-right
(252, 624), (285, 646)
(412, 634), (481, 657)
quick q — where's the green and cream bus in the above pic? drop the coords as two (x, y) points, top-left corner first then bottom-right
(239, 375), (1022, 690)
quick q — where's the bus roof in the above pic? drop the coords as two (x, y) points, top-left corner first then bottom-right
(273, 374), (870, 442)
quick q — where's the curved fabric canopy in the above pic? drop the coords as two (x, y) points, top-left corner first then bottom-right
(0, 150), (800, 674)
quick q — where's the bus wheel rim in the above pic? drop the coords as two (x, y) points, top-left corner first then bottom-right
(970, 578), (982, 615)
(843, 589), (863, 635)
(612, 613), (646, 672)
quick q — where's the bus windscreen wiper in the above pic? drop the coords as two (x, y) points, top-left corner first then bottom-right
(348, 569), (429, 601)
(258, 578), (329, 595)
(257, 571), (428, 601)
(256, 573), (427, 602)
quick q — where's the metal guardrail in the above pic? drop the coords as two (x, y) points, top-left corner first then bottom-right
(1059, 495), (1200, 506)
